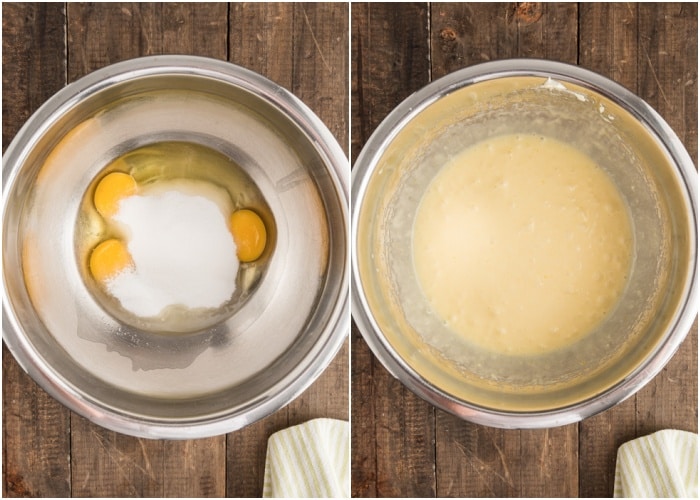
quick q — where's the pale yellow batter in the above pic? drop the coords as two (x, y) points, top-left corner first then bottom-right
(413, 134), (633, 355)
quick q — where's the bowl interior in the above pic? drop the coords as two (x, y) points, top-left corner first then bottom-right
(355, 76), (694, 412)
(3, 67), (347, 428)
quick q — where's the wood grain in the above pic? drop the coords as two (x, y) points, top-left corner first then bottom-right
(637, 3), (698, 156)
(2, 348), (72, 498)
(350, 325), (377, 497)
(3, 2), (697, 498)
(292, 2), (349, 153)
(229, 3), (295, 89)
(227, 4), (350, 496)
(431, 2), (516, 73)
(67, 3), (229, 80)
(578, 2), (639, 91)
(272, 3), (350, 488)
(3, 2), (349, 498)
(350, 2), (431, 160)
(350, 3), (434, 498)
(2, 3), (70, 498)
(577, 4), (643, 497)
(1, 2), (67, 150)
(578, 4), (698, 497)
(71, 416), (162, 497)
(163, 438), (227, 497)
(226, 410), (288, 497)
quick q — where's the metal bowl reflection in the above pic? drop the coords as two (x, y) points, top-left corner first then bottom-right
(352, 59), (696, 428)
(3, 55), (349, 439)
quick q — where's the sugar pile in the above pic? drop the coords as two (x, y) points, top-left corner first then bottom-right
(108, 186), (239, 318)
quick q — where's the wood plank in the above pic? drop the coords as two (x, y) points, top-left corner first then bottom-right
(349, 16), (406, 496)
(350, 324), (377, 497)
(70, 415), (163, 497)
(436, 419), (579, 498)
(577, 4), (641, 497)
(65, 3), (229, 497)
(435, 418), (520, 497)
(72, 423), (227, 498)
(580, 4), (697, 497)
(519, 425), (578, 497)
(578, 2), (639, 91)
(67, 2), (158, 78)
(229, 2), (295, 89)
(578, 398), (638, 498)
(290, 2), (349, 155)
(634, 321), (698, 436)
(67, 2), (228, 80)
(286, 2), (349, 425)
(430, 3), (579, 497)
(579, 4), (697, 497)
(350, 9), (375, 496)
(350, 3), (363, 164)
(2, 3), (70, 498)
(226, 411), (289, 498)
(637, 2), (698, 161)
(350, 2), (431, 155)
(351, 3), (434, 497)
(374, 367), (436, 497)
(226, 344), (348, 498)
(2, 348), (72, 498)
(1, 2), (67, 150)
(226, 5), (296, 496)
(431, 2), (516, 76)
(431, 2), (577, 79)
(514, 2), (578, 62)
(160, 3), (229, 60)
(163, 438), (226, 497)
(227, 5), (349, 496)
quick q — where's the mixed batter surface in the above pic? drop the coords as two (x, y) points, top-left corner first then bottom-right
(413, 133), (633, 355)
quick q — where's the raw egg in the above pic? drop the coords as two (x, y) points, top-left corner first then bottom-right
(229, 209), (267, 262)
(89, 238), (133, 284)
(94, 172), (137, 217)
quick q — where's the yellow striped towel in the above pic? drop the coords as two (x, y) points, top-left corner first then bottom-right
(263, 418), (350, 498)
(614, 429), (698, 498)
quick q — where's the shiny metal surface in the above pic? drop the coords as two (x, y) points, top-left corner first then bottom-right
(3, 55), (349, 439)
(352, 59), (697, 428)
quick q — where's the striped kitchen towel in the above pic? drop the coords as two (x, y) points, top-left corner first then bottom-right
(263, 418), (350, 498)
(614, 429), (698, 498)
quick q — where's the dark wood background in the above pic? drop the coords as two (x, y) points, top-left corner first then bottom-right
(3, 2), (698, 499)
(351, 2), (698, 498)
(2, 3), (348, 497)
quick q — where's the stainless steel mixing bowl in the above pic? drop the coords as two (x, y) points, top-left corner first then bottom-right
(3, 55), (349, 438)
(352, 59), (697, 428)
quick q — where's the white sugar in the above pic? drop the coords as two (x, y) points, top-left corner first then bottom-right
(108, 184), (239, 318)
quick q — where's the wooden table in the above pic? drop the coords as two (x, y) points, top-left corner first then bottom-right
(351, 3), (697, 498)
(3, 2), (698, 498)
(2, 3), (348, 497)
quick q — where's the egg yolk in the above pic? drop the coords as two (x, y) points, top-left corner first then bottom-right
(94, 172), (137, 217)
(229, 209), (267, 262)
(89, 239), (133, 283)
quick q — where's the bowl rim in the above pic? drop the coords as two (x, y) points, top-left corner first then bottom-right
(350, 58), (698, 429)
(2, 54), (350, 439)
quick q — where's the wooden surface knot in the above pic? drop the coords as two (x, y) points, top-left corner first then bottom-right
(439, 27), (457, 42)
(6, 472), (30, 496)
(437, 26), (461, 58)
(511, 2), (543, 25)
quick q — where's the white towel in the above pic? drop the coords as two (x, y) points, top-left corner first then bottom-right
(263, 418), (350, 498)
(614, 429), (698, 498)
